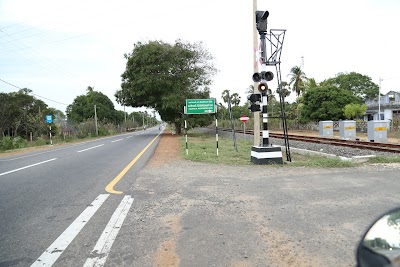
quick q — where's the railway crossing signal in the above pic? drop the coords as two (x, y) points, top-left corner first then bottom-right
(252, 71), (274, 82)
(248, 93), (261, 112)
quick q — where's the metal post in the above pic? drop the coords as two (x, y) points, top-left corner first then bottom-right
(378, 78), (382, 120)
(215, 105), (219, 156)
(244, 122), (246, 139)
(94, 105), (98, 136)
(124, 105), (126, 124)
(261, 94), (269, 146)
(252, 0), (260, 146)
(227, 91), (238, 152)
(184, 106), (188, 156)
(49, 125), (53, 145)
(185, 118), (188, 156)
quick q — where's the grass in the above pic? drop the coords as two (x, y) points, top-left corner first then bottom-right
(180, 131), (254, 165)
(367, 156), (400, 163)
(180, 129), (359, 168)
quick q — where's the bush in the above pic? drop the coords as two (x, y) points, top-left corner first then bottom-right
(0, 137), (14, 150)
(13, 136), (28, 149)
(35, 137), (47, 146)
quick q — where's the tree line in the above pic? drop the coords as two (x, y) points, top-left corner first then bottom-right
(0, 85), (159, 150)
(221, 68), (377, 124)
(1, 38), (384, 148)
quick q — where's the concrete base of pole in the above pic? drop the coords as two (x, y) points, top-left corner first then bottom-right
(251, 146), (283, 164)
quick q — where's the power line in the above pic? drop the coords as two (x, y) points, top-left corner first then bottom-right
(0, 78), (68, 106)
(0, 29), (87, 83)
(0, 32), (90, 54)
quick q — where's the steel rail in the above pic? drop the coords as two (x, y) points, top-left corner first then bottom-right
(218, 128), (400, 153)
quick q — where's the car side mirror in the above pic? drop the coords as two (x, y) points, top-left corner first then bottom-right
(357, 208), (400, 267)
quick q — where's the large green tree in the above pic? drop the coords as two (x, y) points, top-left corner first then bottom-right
(301, 85), (362, 122)
(116, 40), (216, 134)
(343, 103), (367, 119)
(67, 88), (118, 123)
(321, 72), (379, 100)
(0, 89), (57, 138)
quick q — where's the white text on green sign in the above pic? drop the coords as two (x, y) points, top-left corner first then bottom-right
(186, 99), (215, 114)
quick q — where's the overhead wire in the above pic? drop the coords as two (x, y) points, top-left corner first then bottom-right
(0, 78), (69, 106)
(0, 28), (88, 83)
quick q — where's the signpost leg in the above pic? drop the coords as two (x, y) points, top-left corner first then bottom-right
(49, 125), (53, 145)
(185, 118), (188, 156)
(244, 122), (246, 139)
(215, 111), (219, 156)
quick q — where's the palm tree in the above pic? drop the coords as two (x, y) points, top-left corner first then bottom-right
(231, 93), (241, 106)
(288, 66), (307, 97)
(305, 78), (318, 89)
(277, 81), (291, 99)
(221, 89), (230, 105)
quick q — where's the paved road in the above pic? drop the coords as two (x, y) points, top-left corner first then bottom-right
(126, 150), (400, 267)
(1, 129), (400, 267)
(0, 127), (162, 266)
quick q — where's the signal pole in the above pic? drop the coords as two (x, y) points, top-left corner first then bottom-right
(252, 0), (260, 146)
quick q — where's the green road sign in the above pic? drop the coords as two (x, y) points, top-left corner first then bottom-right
(185, 99), (215, 114)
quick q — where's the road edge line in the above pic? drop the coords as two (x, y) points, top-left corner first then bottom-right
(105, 133), (161, 194)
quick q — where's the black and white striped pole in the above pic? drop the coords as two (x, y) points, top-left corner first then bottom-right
(184, 106), (188, 156)
(249, 9), (283, 164)
(215, 106), (219, 157)
(261, 92), (269, 147)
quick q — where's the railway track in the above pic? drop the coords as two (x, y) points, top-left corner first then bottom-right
(218, 128), (400, 154)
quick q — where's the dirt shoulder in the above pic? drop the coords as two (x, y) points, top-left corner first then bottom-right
(129, 131), (400, 267)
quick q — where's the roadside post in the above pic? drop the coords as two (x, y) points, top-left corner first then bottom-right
(185, 98), (217, 156)
(184, 106), (188, 156)
(46, 114), (53, 145)
(240, 115), (250, 138)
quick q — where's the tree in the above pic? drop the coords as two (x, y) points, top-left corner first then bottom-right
(231, 93), (241, 106)
(288, 66), (307, 97)
(0, 89), (60, 139)
(221, 89), (230, 105)
(301, 85), (362, 122)
(321, 72), (379, 100)
(277, 81), (291, 100)
(67, 88), (117, 123)
(343, 103), (367, 119)
(116, 40), (216, 134)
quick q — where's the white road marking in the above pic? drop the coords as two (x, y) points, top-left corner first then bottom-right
(31, 194), (110, 267)
(111, 139), (123, 143)
(77, 144), (104, 153)
(0, 158), (58, 177)
(84, 195), (134, 267)
(126, 136), (133, 139)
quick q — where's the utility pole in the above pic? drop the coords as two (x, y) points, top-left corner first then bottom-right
(378, 78), (382, 120)
(124, 105), (127, 124)
(94, 104), (98, 136)
(252, 0), (260, 146)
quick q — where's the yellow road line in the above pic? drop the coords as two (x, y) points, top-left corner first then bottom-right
(105, 133), (161, 194)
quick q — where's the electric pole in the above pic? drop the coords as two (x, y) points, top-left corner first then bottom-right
(94, 104), (98, 136)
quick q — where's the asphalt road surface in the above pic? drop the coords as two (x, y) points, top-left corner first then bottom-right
(0, 127), (162, 266)
(1, 130), (400, 267)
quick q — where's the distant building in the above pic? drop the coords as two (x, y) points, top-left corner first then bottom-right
(364, 91), (400, 121)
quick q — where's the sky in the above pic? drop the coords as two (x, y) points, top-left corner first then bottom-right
(366, 215), (400, 247)
(1, 0), (400, 116)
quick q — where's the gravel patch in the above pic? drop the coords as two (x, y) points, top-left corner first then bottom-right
(199, 128), (400, 158)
